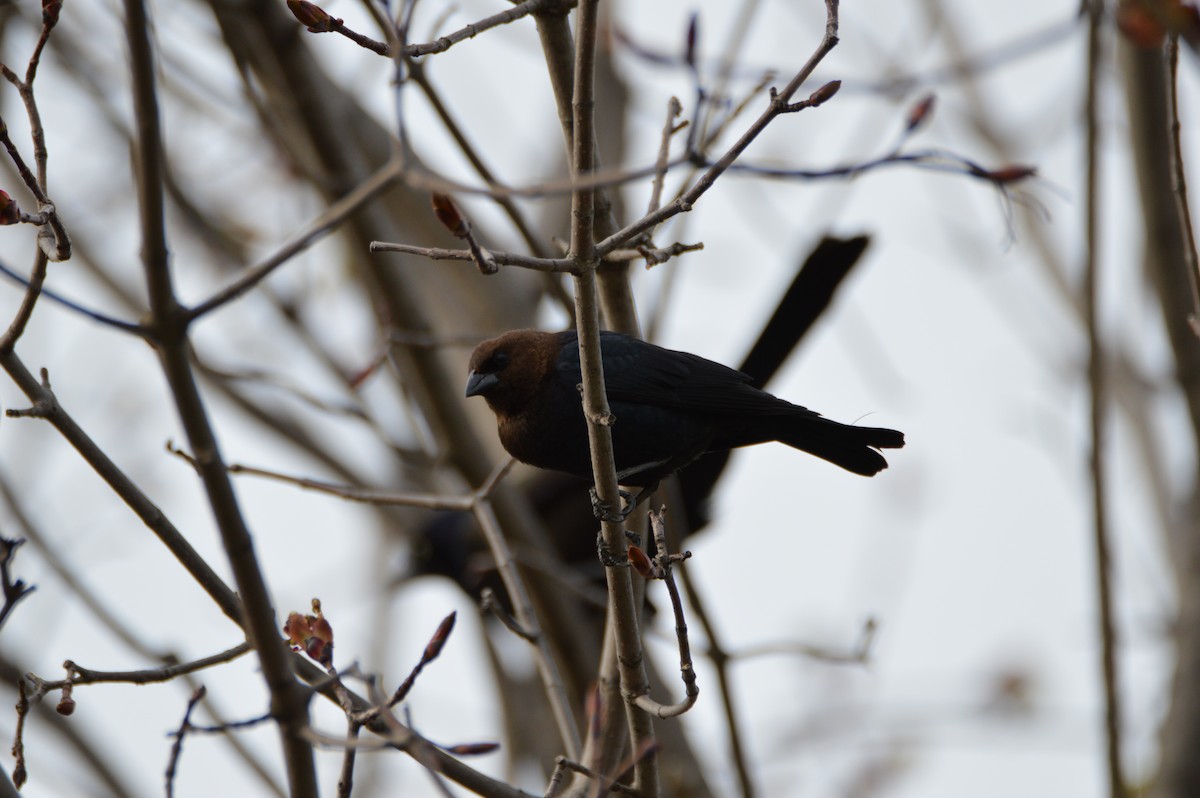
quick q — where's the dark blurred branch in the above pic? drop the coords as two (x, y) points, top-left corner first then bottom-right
(0, 535), (32, 633)
(189, 156), (404, 321)
(1166, 39), (1200, 333)
(474, 497), (582, 758)
(122, 0), (318, 794)
(1122, 28), (1200, 798)
(1083, 3), (1123, 797)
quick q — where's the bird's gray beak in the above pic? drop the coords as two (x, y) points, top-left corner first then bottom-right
(465, 370), (500, 398)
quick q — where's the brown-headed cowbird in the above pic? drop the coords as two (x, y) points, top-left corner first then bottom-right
(465, 329), (904, 492)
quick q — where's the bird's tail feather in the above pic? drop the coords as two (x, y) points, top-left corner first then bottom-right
(776, 417), (905, 477)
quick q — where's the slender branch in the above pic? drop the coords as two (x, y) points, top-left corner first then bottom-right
(122, 1), (318, 795)
(405, 0), (557, 57)
(1166, 38), (1200, 335)
(0, 248), (48, 353)
(370, 241), (576, 273)
(660, 486), (754, 798)
(224, 452), (584, 758)
(224, 460), (474, 511)
(0, 536), (34, 633)
(1083, 2), (1124, 796)
(0, 358), (243, 623)
(0, 257), (147, 337)
(551, 756), (640, 796)
(11, 680), (28, 789)
(189, 156), (404, 321)
(336, 720), (361, 798)
(165, 687), (207, 798)
(630, 510), (698, 719)
(26, 644), (252, 694)
(568, 0), (660, 793)
(474, 500), (582, 759)
(647, 97), (684, 217)
(594, 1), (844, 258)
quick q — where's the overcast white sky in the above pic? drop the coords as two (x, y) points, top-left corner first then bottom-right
(0, 0), (1196, 796)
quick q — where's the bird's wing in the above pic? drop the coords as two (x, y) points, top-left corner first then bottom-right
(587, 332), (812, 417)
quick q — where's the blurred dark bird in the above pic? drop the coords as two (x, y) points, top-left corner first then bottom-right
(465, 329), (904, 491)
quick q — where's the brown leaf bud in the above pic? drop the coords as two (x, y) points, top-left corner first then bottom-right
(446, 742), (500, 756)
(287, 0), (337, 32)
(807, 80), (841, 108)
(42, 0), (61, 27)
(56, 696), (76, 716)
(430, 192), (469, 238)
(981, 165), (1037, 184)
(423, 611), (457, 663)
(0, 191), (21, 226)
(684, 13), (700, 70)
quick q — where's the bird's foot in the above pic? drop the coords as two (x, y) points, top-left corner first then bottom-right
(589, 487), (635, 523)
(588, 482), (660, 523)
(595, 529), (633, 568)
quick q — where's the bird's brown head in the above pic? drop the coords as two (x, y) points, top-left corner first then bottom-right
(465, 330), (562, 415)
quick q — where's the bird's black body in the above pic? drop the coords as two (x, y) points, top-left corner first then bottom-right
(466, 329), (904, 485)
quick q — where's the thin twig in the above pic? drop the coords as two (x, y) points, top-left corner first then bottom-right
(224, 460), (475, 511)
(731, 619), (878, 664)
(0, 258), (147, 336)
(1166, 38), (1200, 335)
(0, 536), (34, 633)
(1083, 2), (1124, 796)
(12, 680), (28, 789)
(647, 97), (684, 216)
(165, 686), (207, 798)
(474, 500), (582, 759)
(631, 510), (698, 719)
(662, 482), (754, 797)
(336, 720), (361, 798)
(406, 0), (556, 57)
(0, 360), (244, 623)
(552, 756), (640, 797)
(189, 156), (404, 321)
(26, 644), (252, 695)
(594, 1), (846, 259)
(370, 241), (575, 273)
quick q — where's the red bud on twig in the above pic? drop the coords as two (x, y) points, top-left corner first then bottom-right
(905, 94), (936, 134)
(1116, 0), (1200, 48)
(0, 191), (21, 226)
(283, 598), (335, 667)
(628, 545), (655, 578)
(976, 165), (1037, 184)
(287, 0), (338, 33)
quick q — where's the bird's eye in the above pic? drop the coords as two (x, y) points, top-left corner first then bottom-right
(486, 352), (509, 372)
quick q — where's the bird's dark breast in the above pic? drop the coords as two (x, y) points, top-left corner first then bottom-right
(497, 391), (714, 486)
